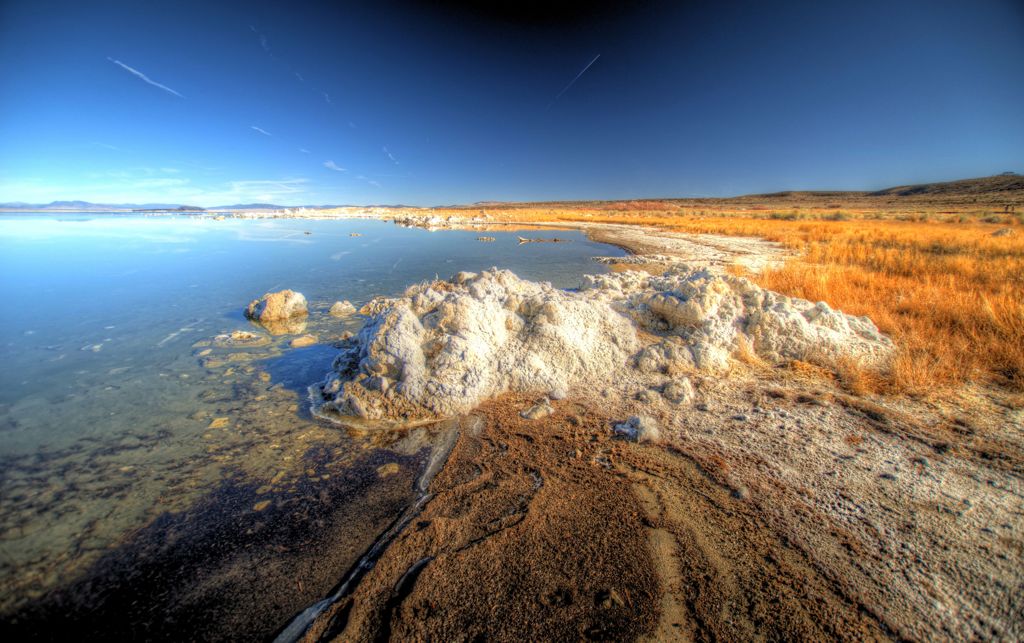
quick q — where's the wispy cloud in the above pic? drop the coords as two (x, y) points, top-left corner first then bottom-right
(226, 179), (307, 202)
(294, 71), (304, 82)
(357, 175), (381, 188)
(174, 160), (224, 172)
(383, 146), (398, 164)
(91, 142), (121, 151)
(348, 121), (357, 129)
(299, 148), (310, 154)
(547, 53), (601, 109)
(86, 167), (183, 179)
(249, 25), (270, 52)
(322, 91), (332, 105)
(107, 58), (184, 98)
(250, 125), (272, 137)
(0, 175), (310, 207)
(324, 160), (347, 172)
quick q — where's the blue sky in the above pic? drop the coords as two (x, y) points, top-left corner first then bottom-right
(1, 0), (1022, 206)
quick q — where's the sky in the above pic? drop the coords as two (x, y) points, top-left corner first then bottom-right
(1, 0), (1022, 207)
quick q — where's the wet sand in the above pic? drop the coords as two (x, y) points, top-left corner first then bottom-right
(298, 394), (901, 641)
(0, 439), (428, 641)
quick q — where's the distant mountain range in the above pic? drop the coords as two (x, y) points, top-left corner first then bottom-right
(0, 200), (293, 211)
(0, 201), (373, 211)
(2, 174), (1019, 211)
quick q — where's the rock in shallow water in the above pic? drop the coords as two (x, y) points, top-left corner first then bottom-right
(245, 290), (308, 322)
(329, 300), (357, 317)
(290, 334), (318, 348)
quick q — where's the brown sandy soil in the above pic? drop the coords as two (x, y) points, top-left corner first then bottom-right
(293, 385), (1024, 642)
(303, 395), (661, 641)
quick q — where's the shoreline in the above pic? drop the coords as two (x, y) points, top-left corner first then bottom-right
(3, 213), (1021, 640)
(267, 210), (1022, 640)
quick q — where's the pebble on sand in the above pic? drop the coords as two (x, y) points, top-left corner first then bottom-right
(521, 399), (554, 420)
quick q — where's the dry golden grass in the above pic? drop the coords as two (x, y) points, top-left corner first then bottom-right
(431, 204), (1024, 394)
(672, 218), (1024, 393)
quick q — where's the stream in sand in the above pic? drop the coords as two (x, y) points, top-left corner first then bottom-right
(0, 213), (624, 638)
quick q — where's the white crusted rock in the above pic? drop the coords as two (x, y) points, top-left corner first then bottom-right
(592, 267), (892, 371)
(662, 378), (696, 404)
(313, 266), (892, 424)
(614, 415), (661, 442)
(312, 269), (641, 422)
(329, 300), (357, 317)
(245, 289), (308, 322)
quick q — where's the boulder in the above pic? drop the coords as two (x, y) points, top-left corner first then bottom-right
(245, 290), (308, 322)
(662, 378), (695, 404)
(584, 267), (892, 371)
(329, 300), (357, 317)
(311, 269), (640, 422)
(613, 415), (660, 443)
(312, 266), (893, 425)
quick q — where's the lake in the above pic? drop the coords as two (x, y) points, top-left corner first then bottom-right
(0, 213), (624, 638)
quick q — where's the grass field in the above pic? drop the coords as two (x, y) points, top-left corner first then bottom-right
(672, 217), (1024, 394)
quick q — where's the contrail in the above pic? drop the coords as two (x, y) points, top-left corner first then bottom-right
(548, 54), (600, 109)
(107, 58), (184, 98)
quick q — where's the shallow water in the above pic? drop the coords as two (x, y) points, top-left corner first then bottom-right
(0, 213), (623, 625)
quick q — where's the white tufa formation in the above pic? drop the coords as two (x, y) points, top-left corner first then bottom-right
(312, 267), (892, 424)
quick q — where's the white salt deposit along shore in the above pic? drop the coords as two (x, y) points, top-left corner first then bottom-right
(311, 267), (892, 424)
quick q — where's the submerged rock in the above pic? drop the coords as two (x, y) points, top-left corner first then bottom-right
(259, 318), (308, 336)
(245, 290), (308, 322)
(329, 300), (357, 317)
(213, 330), (271, 348)
(290, 334), (318, 348)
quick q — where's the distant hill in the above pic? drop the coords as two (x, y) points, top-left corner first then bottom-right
(212, 203), (285, 210)
(0, 200), (206, 211)
(744, 174), (1022, 201)
(867, 173), (1023, 197)
(0, 201), (298, 211)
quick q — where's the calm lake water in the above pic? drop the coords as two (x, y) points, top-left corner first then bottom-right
(0, 213), (623, 635)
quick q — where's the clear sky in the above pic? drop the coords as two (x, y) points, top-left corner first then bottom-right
(1, 0), (1022, 206)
